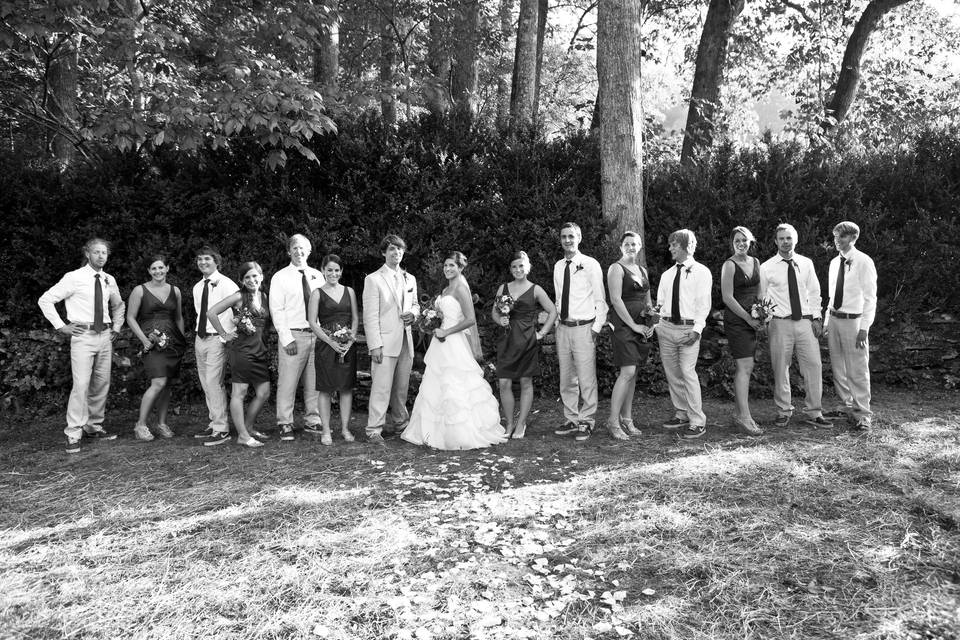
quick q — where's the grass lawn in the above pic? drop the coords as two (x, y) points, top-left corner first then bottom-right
(1, 387), (958, 639)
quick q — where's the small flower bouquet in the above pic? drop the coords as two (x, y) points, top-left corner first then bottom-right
(750, 298), (778, 324)
(236, 309), (257, 335)
(138, 328), (169, 357)
(328, 324), (354, 363)
(494, 293), (516, 317)
(415, 297), (444, 334)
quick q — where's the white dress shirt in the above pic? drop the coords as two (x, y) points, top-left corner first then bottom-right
(825, 246), (877, 331)
(269, 263), (324, 346)
(655, 258), (712, 334)
(552, 252), (608, 332)
(39, 264), (125, 329)
(759, 253), (822, 320)
(192, 272), (239, 334)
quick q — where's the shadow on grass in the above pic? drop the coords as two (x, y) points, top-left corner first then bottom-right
(1, 389), (958, 639)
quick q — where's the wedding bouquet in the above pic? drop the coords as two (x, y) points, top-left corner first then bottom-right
(138, 328), (169, 357)
(415, 297), (444, 334)
(149, 328), (169, 349)
(329, 324), (354, 363)
(750, 298), (778, 324)
(236, 308), (257, 335)
(494, 293), (516, 317)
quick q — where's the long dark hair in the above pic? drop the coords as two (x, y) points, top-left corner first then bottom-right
(237, 261), (264, 308)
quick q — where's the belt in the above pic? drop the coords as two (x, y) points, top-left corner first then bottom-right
(662, 318), (695, 326)
(290, 327), (313, 332)
(773, 315), (814, 321)
(559, 318), (595, 327)
(69, 322), (112, 331)
(830, 310), (861, 319)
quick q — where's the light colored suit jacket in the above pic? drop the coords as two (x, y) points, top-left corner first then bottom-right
(362, 265), (420, 357)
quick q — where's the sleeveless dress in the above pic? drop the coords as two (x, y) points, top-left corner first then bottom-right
(610, 263), (653, 367)
(137, 285), (186, 379)
(495, 283), (540, 379)
(314, 286), (357, 393)
(724, 257), (760, 359)
(228, 292), (271, 384)
(402, 295), (507, 450)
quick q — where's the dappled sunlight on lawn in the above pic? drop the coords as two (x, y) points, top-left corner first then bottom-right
(1, 392), (959, 638)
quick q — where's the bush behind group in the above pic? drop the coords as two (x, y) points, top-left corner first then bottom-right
(2, 115), (958, 412)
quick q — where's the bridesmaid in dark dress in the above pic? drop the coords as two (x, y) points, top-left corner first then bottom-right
(721, 226), (763, 435)
(606, 232), (655, 440)
(308, 254), (359, 446)
(207, 261), (270, 448)
(492, 251), (557, 439)
(126, 255), (186, 441)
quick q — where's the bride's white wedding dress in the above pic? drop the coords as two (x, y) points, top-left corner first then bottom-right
(402, 294), (507, 450)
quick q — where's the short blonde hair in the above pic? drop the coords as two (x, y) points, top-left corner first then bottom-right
(668, 229), (697, 255)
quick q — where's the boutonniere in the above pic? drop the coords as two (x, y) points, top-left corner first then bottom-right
(310, 274), (318, 281)
(209, 280), (219, 289)
(574, 263), (585, 274)
(845, 259), (852, 272)
(103, 276), (111, 286)
(683, 266), (693, 279)
(402, 271), (409, 283)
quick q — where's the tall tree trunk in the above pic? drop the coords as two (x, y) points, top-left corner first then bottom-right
(823, 0), (913, 132)
(495, 0), (514, 129)
(597, 0), (644, 256)
(313, 0), (340, 99)
(451, 0), (480, 118)
(46, 33), (79, 163)
(510, 0), (539, 130)
(379, 1), (397, 124)
(679, 0), (745, 168)
(532, 0), (547, 122)
(426, 5), (451, 116)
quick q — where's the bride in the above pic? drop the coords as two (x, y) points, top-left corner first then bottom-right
(402, 251), (507, 450)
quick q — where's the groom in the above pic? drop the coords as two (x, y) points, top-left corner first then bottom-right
(363, 234), (420, 444)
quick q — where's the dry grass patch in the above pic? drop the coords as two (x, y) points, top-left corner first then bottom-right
(1, 388), (958, 639)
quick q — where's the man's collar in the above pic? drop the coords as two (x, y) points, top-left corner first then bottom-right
(840, 246), (857, 260)
(563, 251), (582, 262)
(676, 257), (693, 267)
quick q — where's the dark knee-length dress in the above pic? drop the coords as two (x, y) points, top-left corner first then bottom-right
(723, 257), (760, 360)
(228, 292), (271, 384)
(314, 287), (357, 393)
(137, 285), (186, 379)
(495, 283), (541, 380)
(610, 263), (653, 367)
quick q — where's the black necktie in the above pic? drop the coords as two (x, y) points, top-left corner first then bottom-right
(833, 258), (847, 312)
(560, 260), (571, 320)
(670, 264), (682, 323)
(93, 274), (104, 331)
(299, 269), (311, 321)
(197, 278), (210, 337)
(786, 259), (802, 320)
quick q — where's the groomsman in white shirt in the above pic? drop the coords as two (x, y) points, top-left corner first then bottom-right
(269, 234), (324, 441)
(655, 229), (712, 439)
(38, 238), (126, 453)
(823, 221), (877, 431)
(758, 223), (831, 429)
(551, 222), (607, 442)
(192, 245), (240, 446)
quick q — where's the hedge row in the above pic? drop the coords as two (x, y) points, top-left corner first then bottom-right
(2, 116), (958, 410)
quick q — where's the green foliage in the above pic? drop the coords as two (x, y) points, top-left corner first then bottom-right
(2, 117), (959, 408)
